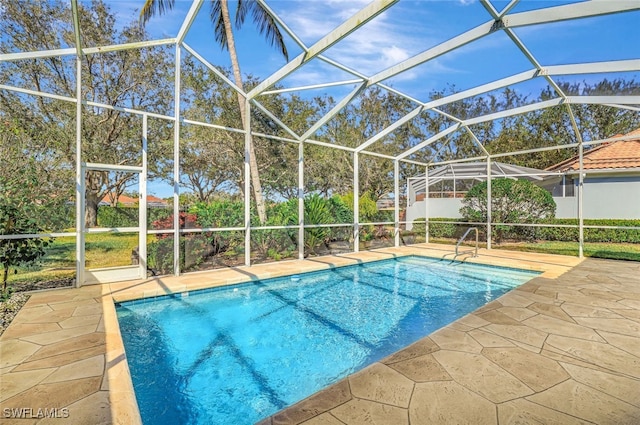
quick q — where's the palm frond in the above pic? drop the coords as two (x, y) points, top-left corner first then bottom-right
(238, 1), (288, 61)
(235, 0), (250, 27)
(210, 0), (229, 51)
(139, 0), (175, 27)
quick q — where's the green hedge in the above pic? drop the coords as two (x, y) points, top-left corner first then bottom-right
(412, 218), (473, 240)
(97, 206), (172, 228)
(538, 219), (640, 243)
(416, 218), (640, 243)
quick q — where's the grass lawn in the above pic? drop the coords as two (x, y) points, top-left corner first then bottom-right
(494, 240), (640, 261)
(7, 233), (147, 285)
(6, 234), (639, 286)
(430, 238), (640, 261)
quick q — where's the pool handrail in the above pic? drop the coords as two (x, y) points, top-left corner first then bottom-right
(455, 227), (478, 258)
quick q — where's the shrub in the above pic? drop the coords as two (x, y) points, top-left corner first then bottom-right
(152, 212), (198, 232)
(303, 194), (332, 255)
(97, 206), (171, 228)
(190, 200), (244, 228)
(0, 167), (59, 292)
(328, 195), (353, 224)
(147, 212), (210, 275)
(538, 219), (640, 243)
(460, 179), (556, 242)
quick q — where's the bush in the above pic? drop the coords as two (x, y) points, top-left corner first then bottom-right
(97, 206), (171, 228)
(538, 219), (640, 243)
(303, 194), (332, 255)
(460, 179), (556, 242)
(0, 167), (61, 292)
(328, 195), (353, 224)
(190, 200), (244, 228)
(418, 217), (640, 244)
(147, 211), (231, 275)
(411, 218), (476, 240)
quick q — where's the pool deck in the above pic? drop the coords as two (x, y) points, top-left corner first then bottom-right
(1, 244), (639, 424)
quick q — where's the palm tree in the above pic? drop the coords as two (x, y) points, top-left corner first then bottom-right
(140, 0), (289, 223)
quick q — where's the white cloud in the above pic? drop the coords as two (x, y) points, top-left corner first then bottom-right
(382, 45), (411, 66)
(273, 0), (435, 84)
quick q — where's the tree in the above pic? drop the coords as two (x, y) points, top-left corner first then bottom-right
(460, 178), (556, 242)
(0, 123), (65, 291)
(141, 0), (289, 223)
(0, 0), (173, 227)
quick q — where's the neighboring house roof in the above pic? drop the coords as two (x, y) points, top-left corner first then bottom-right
(100, 194), (169, 207)
(147, 195), (169, 207)
(547, 128), (640, 172)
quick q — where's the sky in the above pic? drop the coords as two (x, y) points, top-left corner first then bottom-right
(102, 0), (640, 101)
(88, 0), (640, 197)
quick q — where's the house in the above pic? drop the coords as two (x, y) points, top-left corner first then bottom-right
(99, 193), (169, 208)
(545, 128), (640, 219)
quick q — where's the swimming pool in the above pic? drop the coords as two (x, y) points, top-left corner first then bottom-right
(117, 256), (539, 425)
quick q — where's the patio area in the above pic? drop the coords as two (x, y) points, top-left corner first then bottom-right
(1, 245), (639, 424)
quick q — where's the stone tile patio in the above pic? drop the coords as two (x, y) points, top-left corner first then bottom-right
(1, 245), (639, 424)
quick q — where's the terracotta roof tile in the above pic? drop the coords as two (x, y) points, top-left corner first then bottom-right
(547, 129), (640, 172)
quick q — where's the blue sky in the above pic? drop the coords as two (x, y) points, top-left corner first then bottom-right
(103, 0), (640, 102)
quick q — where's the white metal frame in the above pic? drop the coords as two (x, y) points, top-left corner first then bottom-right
(1, 0), (639, 286)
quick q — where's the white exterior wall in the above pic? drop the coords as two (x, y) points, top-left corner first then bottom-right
(405, 175), (640, 228)
(554, 176), (640, 219)
(406, 198), (463, 230)
(577, 176), (640, 219)
(554, 197), (577, 218)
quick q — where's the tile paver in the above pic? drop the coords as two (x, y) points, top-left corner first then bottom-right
(0, 244), (638, 424)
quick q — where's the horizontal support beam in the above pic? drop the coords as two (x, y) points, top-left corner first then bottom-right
(566, 95), (640, 105)
(0, 47), (75, 62)
(505, 1), (640, 28)
(83, 162), (143, 173)
(0, 39), (177, 62)
(422, 69), (538, 111)
(463, 98), (563, 126)
(83, 38), (176, 55)
(182, 119), (245, 133)
(261, 79), (363, 95)
(543, 59), (640, 76)
(0, 83), (76, 103)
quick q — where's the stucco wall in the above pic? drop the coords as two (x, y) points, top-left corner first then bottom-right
(578, 176), (640, 219)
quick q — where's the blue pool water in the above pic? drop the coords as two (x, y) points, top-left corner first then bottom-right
(117, 256), (538, 425)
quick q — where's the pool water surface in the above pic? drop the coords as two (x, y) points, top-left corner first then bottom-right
(117, 255), (539, 424)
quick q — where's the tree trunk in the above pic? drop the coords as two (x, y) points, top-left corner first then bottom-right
(3, 264), (8, 291)
(220, 0), (267, 224)
(85, 192), (100, 228)
(85, 170), (106, 228)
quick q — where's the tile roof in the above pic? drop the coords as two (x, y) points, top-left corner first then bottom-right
(100, 193), (168, 206)
(547, 128), (640, 172)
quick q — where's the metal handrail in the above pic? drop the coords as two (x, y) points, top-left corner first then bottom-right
(455, 227), (478, 257)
